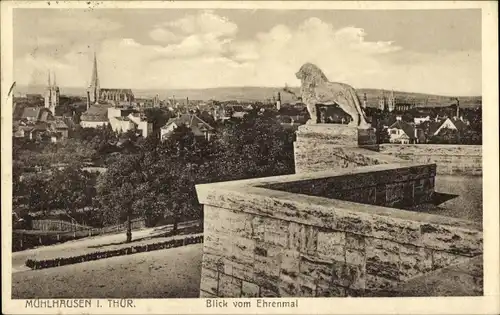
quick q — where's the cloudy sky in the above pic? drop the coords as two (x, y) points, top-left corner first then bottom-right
(13, 8), (481, 96)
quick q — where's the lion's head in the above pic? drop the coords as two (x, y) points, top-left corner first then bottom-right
(296, 63), (329, 84)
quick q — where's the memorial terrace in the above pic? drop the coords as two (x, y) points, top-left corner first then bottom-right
(195, 162), (483, 298)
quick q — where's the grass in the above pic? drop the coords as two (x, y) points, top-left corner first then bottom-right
(12, 243), (203, 299)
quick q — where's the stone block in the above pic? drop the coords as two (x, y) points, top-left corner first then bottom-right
(331, 260), (355, 287)
(296, 124), (358, 145)
(298, 273), (317, 297)
(366, 238), (400, 281)
(204, 205), (253, 239)
(230, 236), (256, 265)
(300, 225), (318, 254)
(335, 211), (373, 235)
(204, 233), (232, 256)
(315, 283), (346, 297)
(385, 182), (405, 206)
(252, 216), (289, 247)
(241, 280), (260, 297)
(281, 250), (300, 277)
(299, 254), (334, 284)
(371, 217), (421, 246)
(432, 251), (472, 270)
(420, 223), (482, 257)
(254, 272), (280, 293)
(278, 273), (300, 297)
(398, 243), (432, 281)
(346, 248), (366, 266)
(202, 252), (225, 272)
(218, 273), (242, 298)
(288, 222), (302, 250)
(345, 233), (365, 251)
(358, 128), (377, 146)
(199, 290), (218, 298)
(200, 268), (219, 296)
(223, 259), (255, 282)
(365, 274), (399, 293)
(317, 230), (345, 257)
(260, 287), (280, 297)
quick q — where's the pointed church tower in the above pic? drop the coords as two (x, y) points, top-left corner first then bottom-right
(89, 52), (100, 104)
(44, 71), (52, 111)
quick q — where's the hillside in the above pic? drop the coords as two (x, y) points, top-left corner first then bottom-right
(15, 85), (481, 108)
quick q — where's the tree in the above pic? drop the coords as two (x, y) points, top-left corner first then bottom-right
(96, 154), (145, 242)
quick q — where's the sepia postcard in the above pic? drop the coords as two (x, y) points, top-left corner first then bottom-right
(1, 1), (499, 314)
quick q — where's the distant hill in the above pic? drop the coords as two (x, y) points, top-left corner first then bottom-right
(14, 85), (481, 108)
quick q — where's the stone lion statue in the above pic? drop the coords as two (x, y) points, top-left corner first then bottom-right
(295, 63), (371, 129)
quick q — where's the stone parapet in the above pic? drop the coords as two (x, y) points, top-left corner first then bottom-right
(294, 124), (398, 173)
(195, 163), (482, 298)
(379, 144), (482, 176)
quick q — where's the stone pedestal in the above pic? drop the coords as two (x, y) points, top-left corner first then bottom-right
(294, 124), (392, 173)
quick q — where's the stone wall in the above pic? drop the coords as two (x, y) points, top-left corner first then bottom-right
(196, 164), (482, 298)
(294, 124), (403, 173)
(379, 144), (482, 175)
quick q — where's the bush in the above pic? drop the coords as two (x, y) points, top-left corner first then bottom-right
(25, 235), (204, 270)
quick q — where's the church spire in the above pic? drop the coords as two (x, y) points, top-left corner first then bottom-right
(53, 71), (56, 87)
(48, 71), (51, 87)
(89, 51), (100, 104)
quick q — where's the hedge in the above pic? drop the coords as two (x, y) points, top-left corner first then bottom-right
(25, 234), (204, 270)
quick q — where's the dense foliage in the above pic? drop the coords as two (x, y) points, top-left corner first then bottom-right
(13, 113), (296, 242)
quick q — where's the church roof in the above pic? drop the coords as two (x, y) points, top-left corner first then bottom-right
(99, 88), (134, 95)
(162, 114), (214, 137)
(80, 104), (112, 122)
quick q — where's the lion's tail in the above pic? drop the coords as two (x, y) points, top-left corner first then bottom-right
(350, 88), (368, 121)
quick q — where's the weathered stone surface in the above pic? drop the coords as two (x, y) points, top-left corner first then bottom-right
(365, 274), (399, 292)
(204, 205), (253, 239)
(297, 273), (317, 297)
(420, 223), (482, 256)
(398, 243), (433, 281)
(345, 233), (365, 250)
(200, 268), (219, 296)
(371, 217), (422, 246)
(278, 273), (300, 297)
(218, 273), (242, 297)
(254, 242), (283, 278)
(199, 290), (218, 298)
(241, 280), (260, 297)
(202, 252), (225, 272)
(230, 236), (256, 265)
(335, 211), (373, 235)
(223, 258), (255, 282)
(345, 248), (365, 266)
(316, 283), (346, 297)
(300, 225), (318, 254)
(316, 230), (345, 260)
(252, 216), (289, 247)
(366, 238), (400, 280)
(299, 254), (333, 284)
(260, 287), (280, 297)
(379, 144), (482, 176)
(432, 251), (471, 270)
(281, 250), (300, 277)
(296, 124), (358, 145)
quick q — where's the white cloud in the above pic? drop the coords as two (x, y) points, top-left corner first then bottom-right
(15, 13), (481, 96)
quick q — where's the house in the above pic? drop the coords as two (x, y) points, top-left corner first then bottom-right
(107, 108), (153, 138)
(160, 114), (214, 142)
(79, 104), (112, 128)
(414, 115), (431, 125)
(420, 117), (469, 137)
(20, 107), (54, 122)
(387, 117), (423, 144)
